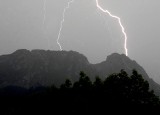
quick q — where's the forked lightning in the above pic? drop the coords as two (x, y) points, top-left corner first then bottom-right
(57, 0), (75, 51)
(96, 0), (128, 56)
(57, 0), (128, 56)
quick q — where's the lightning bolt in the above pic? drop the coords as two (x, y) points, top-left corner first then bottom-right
(43, 0), (46, 25)
(96, 0), (128, 56)
(43, 0), (50, 49)
(57, 0), (128, 56)
(57, 0), (75, 51)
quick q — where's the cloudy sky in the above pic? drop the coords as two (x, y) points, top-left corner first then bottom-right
(0, 0), (160, 83)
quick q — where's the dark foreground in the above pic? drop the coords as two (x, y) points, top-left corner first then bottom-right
(0, 70), (160, 114)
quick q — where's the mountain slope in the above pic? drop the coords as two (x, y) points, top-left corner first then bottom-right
(0, 49), (159, 96)
(0, 49), (96, 87)
(96, 53), (160, 96)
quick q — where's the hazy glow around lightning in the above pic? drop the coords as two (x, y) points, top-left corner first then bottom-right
(96, 0), (128, 56)
(57, 0), (75, 51)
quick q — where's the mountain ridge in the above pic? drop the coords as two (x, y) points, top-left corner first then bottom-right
(0, 49), (160, 96)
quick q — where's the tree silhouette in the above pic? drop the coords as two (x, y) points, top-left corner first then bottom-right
(93, 76), (103, 89)
(73, 71), (92, 90)
(129, 69), (160, 107)
(60, 79), (72, 89)
(1, 69), (160, 114)
(103, 69), (160, 108)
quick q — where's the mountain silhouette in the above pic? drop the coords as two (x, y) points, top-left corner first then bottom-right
(0, 49), (160, 96)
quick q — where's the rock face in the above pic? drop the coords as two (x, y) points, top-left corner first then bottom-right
(0, 49), (95, 87)
(0, 49), (159, 95)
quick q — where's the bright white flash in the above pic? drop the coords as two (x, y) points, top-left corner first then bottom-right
(96, 0), (128, 56)
(57, 0), (128, 56)
(57, 0), (75, 51)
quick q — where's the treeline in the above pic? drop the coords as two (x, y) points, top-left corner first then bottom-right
(0, 70), (160, 114)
